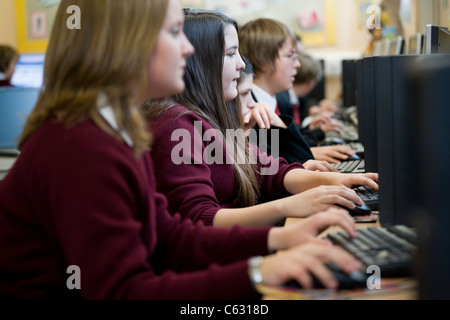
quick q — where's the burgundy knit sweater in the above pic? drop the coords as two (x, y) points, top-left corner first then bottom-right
(149, 105), (304, 225)
(0, 117), (271, 299)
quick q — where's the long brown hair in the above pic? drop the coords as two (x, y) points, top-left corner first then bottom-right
(144, 9), (260, 207)
(18, 0), (169, 156)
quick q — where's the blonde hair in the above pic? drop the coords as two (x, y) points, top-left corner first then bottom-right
(18, 0), (169, 156)
(239, 18), (296, 78)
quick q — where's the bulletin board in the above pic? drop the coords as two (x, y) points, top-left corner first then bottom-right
(180, 0), (337, 46)
(15, 0), (61, 53)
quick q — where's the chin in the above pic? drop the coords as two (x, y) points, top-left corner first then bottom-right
(171, 82), (185, 95)
(225, 89), (238, 102)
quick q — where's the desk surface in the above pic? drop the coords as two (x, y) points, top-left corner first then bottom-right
(0, 156), (17, 180)
(262, 216), (418, 300)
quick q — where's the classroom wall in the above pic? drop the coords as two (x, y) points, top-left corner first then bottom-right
(2, 0), (441, 55)
(0, 0), (18, 47)
(1, 0), (445, 100)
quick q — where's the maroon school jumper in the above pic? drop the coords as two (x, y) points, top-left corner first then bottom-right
(149, 105), (304, 225)
(0, 117), (271, 299)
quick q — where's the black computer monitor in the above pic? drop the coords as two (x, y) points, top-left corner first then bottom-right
(408, 33), (425, 55)
(408, 54), (450, 300)
(0, 87), (40, 155)
(355, 60), (364, 145)
(425, 25), (450, 54)
(373, 54), (426, 227)
(356, 57), (377, 173)
(342, 59), (358, 108)
(10, 53), (45, 88)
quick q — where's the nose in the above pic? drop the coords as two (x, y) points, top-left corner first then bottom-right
(237, 53), (245, 71)
(182, 33), (195, 58)
(247, 96), (256, 109)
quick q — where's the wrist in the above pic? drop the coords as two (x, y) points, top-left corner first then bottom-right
(248, 256), (265, 291)
(267, 226), (286, 252)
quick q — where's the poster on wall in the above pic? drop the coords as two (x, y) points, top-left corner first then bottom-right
(206, 0), (266, 18)
(15, 0), (61, 53)
(181, 0), (267, 19)
(295, 0), (336, 46)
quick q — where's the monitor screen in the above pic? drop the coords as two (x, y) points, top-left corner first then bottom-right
(10, 53), (45, 88)
(426, 25), (450, 54)
(0, 87), (40, 152)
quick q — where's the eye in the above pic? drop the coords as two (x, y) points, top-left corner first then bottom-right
(226, 47), (238, 57)
(171, 27), (181, 36)
(170, 22), (184, 37)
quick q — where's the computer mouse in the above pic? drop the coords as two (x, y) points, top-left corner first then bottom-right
(346, 153), (361, 161)
(336, 202), (372, 216)
(284, 263), (368, 290)
(321, 137), (346, 146)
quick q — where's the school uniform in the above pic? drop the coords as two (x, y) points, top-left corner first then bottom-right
(0, 108), (271, 300)
(149, 105), (304, 225)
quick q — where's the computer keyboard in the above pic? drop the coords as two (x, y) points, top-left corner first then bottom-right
(345, 142), (365, 155)
(332, 159), (365, 173)
(354, 185), (379, 211)
(325, 225), (417, 277)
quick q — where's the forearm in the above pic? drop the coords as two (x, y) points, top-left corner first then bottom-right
(283, 169), (339, 194)
(213, 200), (286, 228)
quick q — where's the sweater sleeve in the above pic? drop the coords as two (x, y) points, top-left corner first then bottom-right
(145, 193), (271, 300)
(252, 144), (304, 202)
(143, 152), (271, 271)
(149, 107), (232, 225)
(38, 123), (270, 300)
(152, 193), (271, 271)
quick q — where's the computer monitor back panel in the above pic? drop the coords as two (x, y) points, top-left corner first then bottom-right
(360, 57), (377, 173)
(426, 25), (450, 54)
(0, 88), (40, 151)
(409, 55), (450, 299)
(374, 55), (425, 227)
(342, 60), (358, 108)
(386, 36), (405, 55)
(355, 59), (364, 145)
(408, 34), (424, 55)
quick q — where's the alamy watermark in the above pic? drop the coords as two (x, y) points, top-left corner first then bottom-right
(170, 121), (280, 176)
(366, 5), (382, 30)
(367, 265), (382, 290)
(66, 265), (81, 290)
(66, 5), (81, 30)
(64, 4), (382, 31)
(65, 265), (383, 291)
